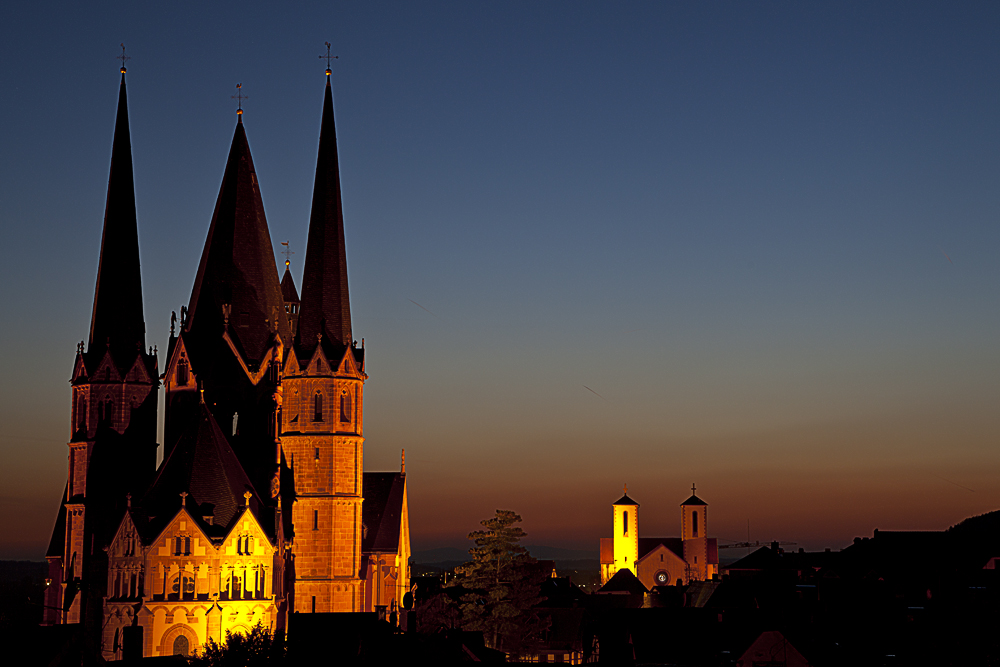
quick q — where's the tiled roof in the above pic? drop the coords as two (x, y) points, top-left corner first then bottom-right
(597, 567), (648, 595)
(88, 73), (146, 363)
(362, 472), (405, 553)
(185, 117), (292, 365)
(298, 77), (353, 353)
(140, 401), (265, 539)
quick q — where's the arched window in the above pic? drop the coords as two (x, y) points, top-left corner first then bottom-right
(172, 635), (189, 656)
(175, 537), (183, 555)
(184, 536), (191, 555)
(313, 392), (323, 422)
(692, 511), (699, 538)
(176, 359), (188, 386)
(222, 570), (243, 600)
(169, 572), (194, 600)
(340, 389), (351, 423)
(623, 511), (629, 536)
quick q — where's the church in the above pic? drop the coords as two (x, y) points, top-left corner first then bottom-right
(41, 59), (410, 660)
(600, 486), (718, 590)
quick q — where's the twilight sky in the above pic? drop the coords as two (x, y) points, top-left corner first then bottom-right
(1, 2), (999, 559)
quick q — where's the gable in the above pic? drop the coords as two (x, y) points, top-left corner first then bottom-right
(638, 544), (687, 570)
(149, 508), (214, 559)
(220, 507), (276, 557)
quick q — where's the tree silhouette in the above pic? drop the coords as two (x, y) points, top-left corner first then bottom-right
(453, 509), (550, 657)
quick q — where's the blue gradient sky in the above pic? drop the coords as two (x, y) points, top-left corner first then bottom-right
(2, 2), (999, 559)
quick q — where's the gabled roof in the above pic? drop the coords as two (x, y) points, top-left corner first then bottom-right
(89, 72), (146, 364)
(362, 472), (406, 553)
(638, 537), (684, 561)
(597, 568), (648, 595)
(613, 493), (638, 506)
(185, 117), (291, 365)
(681, 494), (707, 506)
(297, 74), (353, 354)
(140, 400), (264, 538)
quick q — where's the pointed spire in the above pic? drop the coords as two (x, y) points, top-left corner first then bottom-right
(185, 118), (292, 362)
(298, 72), (352, 351)
(88, 70), (146, 361)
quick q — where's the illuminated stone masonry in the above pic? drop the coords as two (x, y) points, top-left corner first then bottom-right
(43, 64), (411, 660)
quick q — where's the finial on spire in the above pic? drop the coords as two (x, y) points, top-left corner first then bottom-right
(401, 449), (405, 475)
(232, 83), (248, 119)
(179, 491), (188, 507)
(244, 490), (252, 507)
(281, 241), (294, 268)
(692, 482), (697, 495)
(320, 41), (338, 76)
(126, 492), (132, 509)
(624, 483), (627, 494)
(117, 43), (130, 74)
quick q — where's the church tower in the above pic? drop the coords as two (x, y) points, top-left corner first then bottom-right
(162, 105), (291, 503)
(612, 486), (639, 577)
(45, 64), (159, 629)
(280, 66), (366, 613)
(680, 484), (707, 541)
(681, 484), (711, 581)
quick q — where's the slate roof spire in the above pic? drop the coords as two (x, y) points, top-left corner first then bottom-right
(185, 113), (292, 362)
(297, 70), (352, 352)
(88, 69), (146, 360)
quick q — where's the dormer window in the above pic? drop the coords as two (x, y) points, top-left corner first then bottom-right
(313, 392), (323, 422)
(176, 359), (188, 386)
(340, 389), (351, 423)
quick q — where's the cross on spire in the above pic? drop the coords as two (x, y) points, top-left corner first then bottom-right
(232, 83), (248, 117)
(281, 241), (294, 268)
(691, 483), (697, 495)
(320, 41), (338, 75)
(117, 43), (130, 74)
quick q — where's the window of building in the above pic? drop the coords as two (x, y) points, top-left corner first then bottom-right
(315, 447), (320, 460)
(176, 359), (188, 386)
(170, 572), (194, 600)
(340, 389), (351, 423)
(313, 510), (318, 530)
(312, 596), (316, 613)
(313, 392), (323, 422)
(692, 511), (699, 538)
(623, 511), (628, 536)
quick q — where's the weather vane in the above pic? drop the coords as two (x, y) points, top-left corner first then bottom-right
(117, 43), (130, 74)
(232, 83), (248, 116)
(281, 241), (294, 268)
(320, 41), (338, 75)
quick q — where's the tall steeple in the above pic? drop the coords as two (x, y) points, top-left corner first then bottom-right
(297, 70), (352, 352)
(185, 114), (292, 363)
(88, 69), (145, 362)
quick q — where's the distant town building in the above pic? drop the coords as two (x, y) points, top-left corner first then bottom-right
(600, 485), (718, 589)
(42, 63), (410, 659)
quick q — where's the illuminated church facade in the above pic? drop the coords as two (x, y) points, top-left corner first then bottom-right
(42, 63), (410, 659)
(600, 486), (718, 590)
